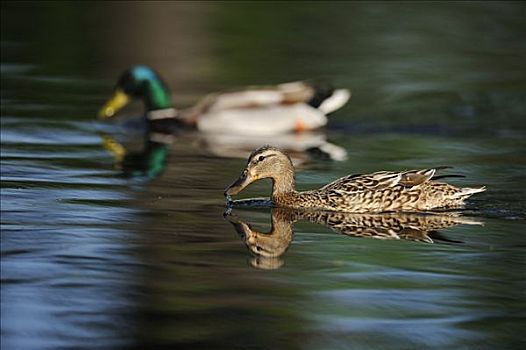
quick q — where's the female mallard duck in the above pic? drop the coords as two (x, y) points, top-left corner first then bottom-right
(224, 146), (486, 213)
(98, 65), (351, 135)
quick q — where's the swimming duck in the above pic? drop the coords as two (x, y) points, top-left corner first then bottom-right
(98, 65), (351, 135)
(224, 146), (486, 213)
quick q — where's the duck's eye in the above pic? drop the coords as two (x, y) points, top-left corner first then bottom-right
(258, 155), (265, 162)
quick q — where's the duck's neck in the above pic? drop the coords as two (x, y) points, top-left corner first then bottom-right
(271, 168), (297, 203)
(271, 209), (297, 240)
(144, 79), (172, 111)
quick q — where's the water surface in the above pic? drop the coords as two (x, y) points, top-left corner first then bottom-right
(1, 2), (526, 349)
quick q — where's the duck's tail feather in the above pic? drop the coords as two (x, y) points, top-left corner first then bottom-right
(306, 82), (351, 114)
(455, 186), (487, 198)
(317, 89), (351, 114)
(307, 142), (348, 162)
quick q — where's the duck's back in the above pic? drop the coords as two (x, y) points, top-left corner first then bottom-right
(290, 169), (485, 213)
(183, 81), (350, 135)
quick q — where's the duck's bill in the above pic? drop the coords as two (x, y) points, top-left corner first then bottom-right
(99, 132), (126, 163)
(98, 89), (130, 119)
(224, 169), (254, 196)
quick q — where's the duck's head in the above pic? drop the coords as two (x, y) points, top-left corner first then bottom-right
(229, 219), (288, 259)
(224, 146), (294, 197)
(225, 210), (292, 270)
(98, 65), (172, 119)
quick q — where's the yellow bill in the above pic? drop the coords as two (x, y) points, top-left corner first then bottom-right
(98, 89), (130, 119)
(99, 133), (126, 164)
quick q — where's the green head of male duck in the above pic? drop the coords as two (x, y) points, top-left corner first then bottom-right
(98, 65), (173, 119)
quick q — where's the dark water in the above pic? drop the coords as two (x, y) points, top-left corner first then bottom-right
(2, 2), (526, 349)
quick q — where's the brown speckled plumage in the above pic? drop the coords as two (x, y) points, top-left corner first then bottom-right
(225, 146), (486, 213)
(225, 208), (483, 269)
(289, 209), (482, 242)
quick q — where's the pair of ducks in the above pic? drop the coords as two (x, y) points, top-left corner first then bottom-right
(99, 66), (485, 213)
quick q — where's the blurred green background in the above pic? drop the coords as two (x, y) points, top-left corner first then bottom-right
(1, 2), (526, 350)
(3, 1), (525, 128)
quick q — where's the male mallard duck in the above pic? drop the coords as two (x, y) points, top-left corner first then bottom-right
(224, 146), (486, 213)
(98, 65), (351, 135)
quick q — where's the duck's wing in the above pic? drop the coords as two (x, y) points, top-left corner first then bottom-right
(398, 168), (438, 186)
(278, 81), (351, 113)
(320, 171), (405, 193)
(183, 81), (350, 115)
(320, 168), (444, 193)
(210, 82), (315, 111)
(177, 86), (303, 125)
(303, 82), (351, 114)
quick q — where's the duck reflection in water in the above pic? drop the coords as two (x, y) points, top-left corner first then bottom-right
(100, 129), (345, 182)
(100, 131), (174, 181)
(225, 207), (483, 270)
